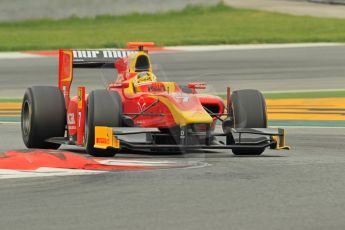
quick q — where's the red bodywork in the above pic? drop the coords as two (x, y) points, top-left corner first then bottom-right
(58, 44), (225, 145)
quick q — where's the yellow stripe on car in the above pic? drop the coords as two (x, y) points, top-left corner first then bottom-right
(94, 126), (120, 149)
(151, 96), (213, 126)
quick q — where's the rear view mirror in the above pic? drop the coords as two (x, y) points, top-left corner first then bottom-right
(187, 82), (207, 89)
(108, 82), (129, 89)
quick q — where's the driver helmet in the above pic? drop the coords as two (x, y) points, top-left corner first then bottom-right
(134, 71), (157, 86)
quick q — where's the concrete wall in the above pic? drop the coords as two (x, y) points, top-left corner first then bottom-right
(0, 0), (219, 21)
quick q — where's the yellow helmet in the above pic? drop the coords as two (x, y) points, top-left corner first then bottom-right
(133, 71), (157, 86)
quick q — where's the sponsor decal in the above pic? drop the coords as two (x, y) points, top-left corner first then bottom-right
(67, 113), (75, 125)
(62, 85), (67, 98)
(180, 129), (186, 139)
(78, 90), (82, 109)
(137, 97), (147, 112)
(72, 50), (136, 59)
(96, 137), (110, 144)
(78, 111), (82, 128)
(175, 95), (189, 103)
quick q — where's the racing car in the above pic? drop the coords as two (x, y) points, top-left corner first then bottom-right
(21, 42), (289, 157)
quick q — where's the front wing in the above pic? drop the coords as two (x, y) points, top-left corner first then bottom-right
(94, 126), (290, 151)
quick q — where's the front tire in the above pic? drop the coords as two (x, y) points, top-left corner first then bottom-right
(230, 89), (267, 155)
(85, 90), (122, 157)
(21, 86), (66, 149)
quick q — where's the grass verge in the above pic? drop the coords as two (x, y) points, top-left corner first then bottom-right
(1, 3), (345, 51)
(0, 98), (21, 102)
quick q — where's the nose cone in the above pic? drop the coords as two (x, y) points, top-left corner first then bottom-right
(154, 93), (213, 126)
(177, 110), (213, 126)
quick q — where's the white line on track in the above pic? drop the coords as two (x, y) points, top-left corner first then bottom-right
(0, 167), (105, 179)
(98, 159), (181, 166)
(0, 52), (46, 59)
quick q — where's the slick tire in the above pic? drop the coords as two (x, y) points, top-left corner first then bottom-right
(85, 90), (122, 157)
(21, 86), (66, 149)
(230, 89), (267, 156)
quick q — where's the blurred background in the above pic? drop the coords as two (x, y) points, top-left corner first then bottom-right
(0, 0), (344, 22)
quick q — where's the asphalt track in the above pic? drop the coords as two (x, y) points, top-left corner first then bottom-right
(1, 46), (345, 230)
(1, 45), (345, 97)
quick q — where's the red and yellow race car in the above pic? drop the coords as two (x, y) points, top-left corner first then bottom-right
(21, 42), (289, 157)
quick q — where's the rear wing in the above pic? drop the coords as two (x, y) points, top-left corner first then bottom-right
(72, 49), (137, 68)
(58, 42), (155, 109)
(58, 49), (136, 107)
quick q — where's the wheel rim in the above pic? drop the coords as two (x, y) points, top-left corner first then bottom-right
(22, 100), (31, 136)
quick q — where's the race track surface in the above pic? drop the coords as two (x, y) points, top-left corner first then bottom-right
(1, 124), (345, 230)
(1, 45), (345, 97)
(1, 46), (345, 230)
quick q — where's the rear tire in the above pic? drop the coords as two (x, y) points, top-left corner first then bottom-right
(85, 90), (122, 157)
(21, 86), (66, 149)
(230, 89), (267, 155)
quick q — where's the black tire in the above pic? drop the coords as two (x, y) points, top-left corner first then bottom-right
(21, 86), (66, 149)
(85, 90), (122, 157)
(230, 89), (267, 155)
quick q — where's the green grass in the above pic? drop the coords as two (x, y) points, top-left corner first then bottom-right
(1, 3), (345, 51)
(0, 98), (21, 102)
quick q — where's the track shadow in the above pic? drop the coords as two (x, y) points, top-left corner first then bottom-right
(59, 146), (287, 160)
